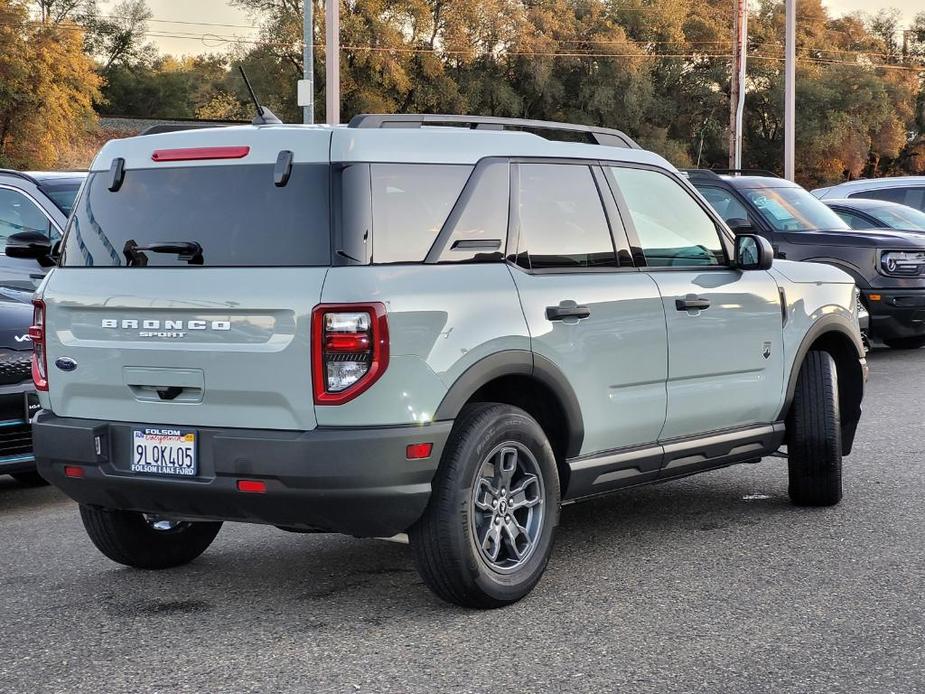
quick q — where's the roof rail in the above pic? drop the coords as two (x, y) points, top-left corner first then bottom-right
(710, 168), (780, 178)
(0, 169), (39, 185)
(681, 168), (722, 179)
(348, 113), (641, 149)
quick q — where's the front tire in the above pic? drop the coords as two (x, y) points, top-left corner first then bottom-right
(884, 335), (925, 350)
(409, 403), (560, 609)
(787, 351), (842, 507)
(79, 505), (222, 569)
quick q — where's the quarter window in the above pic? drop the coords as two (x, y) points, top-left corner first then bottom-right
(515, 163), (617, 269)
(370, 164), (472, 263)
(608, 167), (724, 267)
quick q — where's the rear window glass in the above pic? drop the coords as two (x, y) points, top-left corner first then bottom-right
(370, 164), (472, 263)
(61, 164), (330, 267)
(39, 181), (82, 216)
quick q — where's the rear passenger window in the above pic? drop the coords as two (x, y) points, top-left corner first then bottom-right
(608, 167), (725, 267)
(515, 163), (617, 269)
(852, 187), (925, 212)
(370, 164), (472, 263)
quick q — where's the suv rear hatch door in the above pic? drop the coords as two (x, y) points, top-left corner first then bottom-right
(40, 128), (332, 431)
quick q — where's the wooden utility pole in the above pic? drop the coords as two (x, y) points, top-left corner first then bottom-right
(729, 0), (748, 169)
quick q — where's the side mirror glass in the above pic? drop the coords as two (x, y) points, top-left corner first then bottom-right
(5, 231), (54, 266)
(735, 233), (773, 271)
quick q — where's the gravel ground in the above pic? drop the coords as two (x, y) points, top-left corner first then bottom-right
(1, 347), (922, 694)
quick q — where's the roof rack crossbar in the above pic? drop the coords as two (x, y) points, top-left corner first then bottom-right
(348, 113), (641, 149)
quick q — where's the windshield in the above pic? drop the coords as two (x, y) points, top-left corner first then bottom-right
(38, 182), (82, 216)
(61, 164), (331, 267)
(871, 204), (925, 231)
(743, 186), (851, 231)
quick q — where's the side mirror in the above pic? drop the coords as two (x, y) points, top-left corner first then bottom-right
(726, 218), (755, 235)
(734, 233), (773, 271)
(5, 231), (55, 266)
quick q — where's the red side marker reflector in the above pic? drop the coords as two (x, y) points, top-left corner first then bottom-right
(236, 479), (267, 494)
(406, 443), (433, 460)
(151, 146), (250, 162)
(64, 466), (84, 479)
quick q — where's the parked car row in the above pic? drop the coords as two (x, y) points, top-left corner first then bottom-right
(0, 170), (84, 485)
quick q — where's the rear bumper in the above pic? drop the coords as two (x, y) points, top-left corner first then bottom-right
(863, 289), (925, 340)
(33, 412), (453, 537)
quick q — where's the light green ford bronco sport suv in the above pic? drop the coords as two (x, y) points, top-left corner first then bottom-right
(24, 115), (866, 608)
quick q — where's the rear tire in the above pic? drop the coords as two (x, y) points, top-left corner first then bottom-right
(10, 471), (48, 487)
(884, 335), (925, 350)
(409, 403), (560, 609)
(79, 505), (222, 569)
(786, 351), (842, 507)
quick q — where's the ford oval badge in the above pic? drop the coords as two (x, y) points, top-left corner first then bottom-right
(55, 357), (78, 372)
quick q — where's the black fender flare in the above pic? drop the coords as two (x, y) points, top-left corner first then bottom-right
(434, 350), (585, 458)
(778, 315), (866, 452)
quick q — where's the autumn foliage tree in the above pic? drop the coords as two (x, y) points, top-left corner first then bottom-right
(0, 0), (101, 168)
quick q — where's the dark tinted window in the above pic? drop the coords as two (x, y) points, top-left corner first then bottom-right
(516, 163), (617, 269)
(834, 209), (875, 230)
(370, 164), (472, 263)
(853, 186), (925, 212)
(39, 181), (82, 216)
(0, 188), (53, 247)
(695, 185), (754, 227)
(61, 164), (330, 267)
(438, 161), (509, 263)
(610, 167), (724, 266)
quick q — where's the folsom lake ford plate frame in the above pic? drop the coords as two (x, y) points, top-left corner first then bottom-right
(131, 428), (197, 477)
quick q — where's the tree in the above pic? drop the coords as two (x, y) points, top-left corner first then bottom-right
(0, 0), (101, 168)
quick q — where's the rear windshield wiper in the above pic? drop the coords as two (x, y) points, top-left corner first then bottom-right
(123, 240), (204, 266)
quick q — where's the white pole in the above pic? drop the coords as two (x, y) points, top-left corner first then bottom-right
(729, 0), (748, 169)
(325, 0), (340, 125)
(301, 0), (314, 124)
(784, 0), (796, 180)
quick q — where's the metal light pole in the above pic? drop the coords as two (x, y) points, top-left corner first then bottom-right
(729, 0), (748, 169)
(784, 0), (796, 181)
(325, 0), (340, 125)
(299, 0), (314, 124)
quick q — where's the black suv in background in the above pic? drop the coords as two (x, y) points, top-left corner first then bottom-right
(688, 169), (925, 349)
(0, 170), (84, 484)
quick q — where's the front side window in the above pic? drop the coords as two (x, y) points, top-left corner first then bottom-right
(370, 164), (472, 263)
(834, 209), (875, 230)
(744, 186), (850, 232)
(696, 185), (754, 228)
(515, 163), (617, 269)
(39, 181), (82, 217)
(609, 167), (724, 267)
(0, 188), (53, 247)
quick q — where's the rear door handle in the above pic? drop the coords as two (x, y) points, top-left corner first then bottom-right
(675, 295), (711, 312)
(546, 302), (591, 322)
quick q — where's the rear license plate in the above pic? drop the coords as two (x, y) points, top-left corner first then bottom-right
(131, 428), (197, 477)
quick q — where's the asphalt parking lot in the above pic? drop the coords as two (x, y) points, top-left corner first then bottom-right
(1, 347), (923, 694)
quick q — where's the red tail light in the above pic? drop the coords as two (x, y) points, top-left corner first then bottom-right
(312, 303), (389, 405)
(30, 299), (48, 391)
(151, 146), (250, 162)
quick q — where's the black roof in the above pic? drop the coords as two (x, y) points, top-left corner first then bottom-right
(0, 169), (86, 185)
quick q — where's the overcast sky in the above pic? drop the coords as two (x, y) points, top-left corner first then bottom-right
(117, 0), (921, 57)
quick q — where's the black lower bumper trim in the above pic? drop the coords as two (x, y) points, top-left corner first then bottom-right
(33, 412), (453, 537)
(864, 290), (925, 340)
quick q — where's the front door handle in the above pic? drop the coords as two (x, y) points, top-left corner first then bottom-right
(546, 301), (591, 322)
(675, 295), (711, 312)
